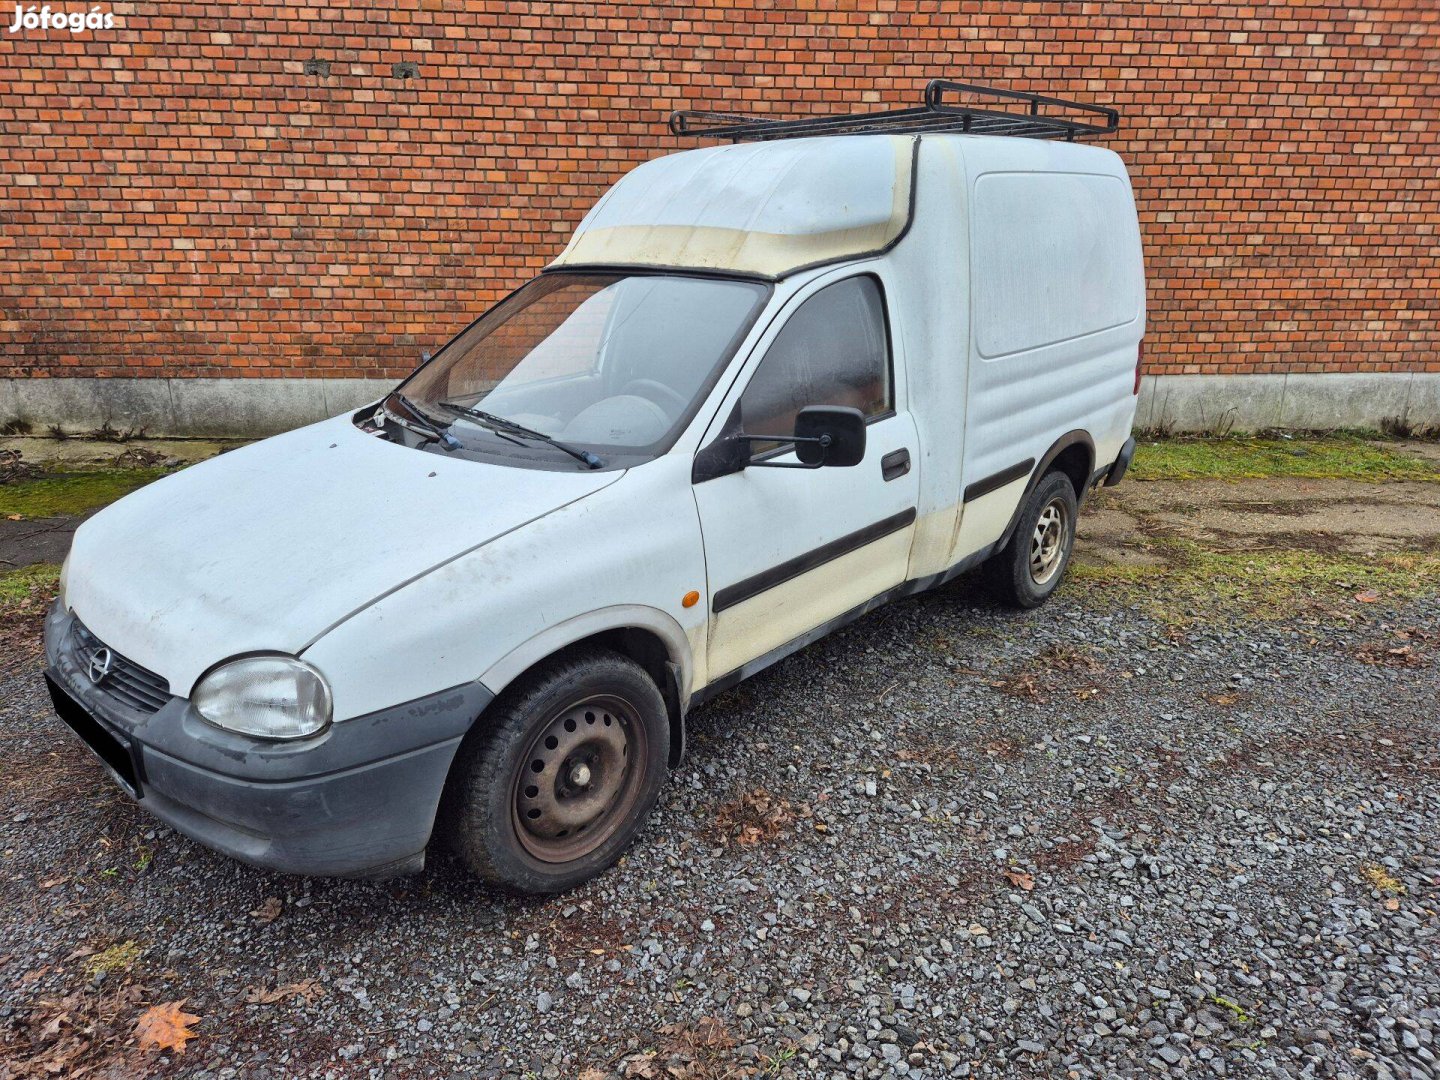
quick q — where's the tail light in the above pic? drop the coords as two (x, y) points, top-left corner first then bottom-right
(1133, 340), (1144, 396)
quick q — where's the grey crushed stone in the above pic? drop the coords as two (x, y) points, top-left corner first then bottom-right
(0, 585), (1437, 1078)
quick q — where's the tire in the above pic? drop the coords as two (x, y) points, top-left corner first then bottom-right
(988, 470), (1079, 610)
(440, 647), (670, 894)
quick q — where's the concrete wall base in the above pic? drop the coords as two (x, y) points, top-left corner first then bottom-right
(4, 373), (1439, 439)
(1136, 372), (1438, 435)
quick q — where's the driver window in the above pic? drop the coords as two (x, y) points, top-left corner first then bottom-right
(740, 276), (892, 455)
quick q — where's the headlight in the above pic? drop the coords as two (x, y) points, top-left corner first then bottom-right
(192, 656), (332, 741)
(56, 553), (71, 611)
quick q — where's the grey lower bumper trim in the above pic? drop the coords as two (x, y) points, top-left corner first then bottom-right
(43, 602), (493, 878)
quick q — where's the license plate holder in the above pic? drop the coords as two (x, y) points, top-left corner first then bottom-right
(45, 674), (143, 798)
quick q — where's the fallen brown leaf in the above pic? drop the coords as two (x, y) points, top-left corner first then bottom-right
(135, 1000), (200, 1054)
(243, 979), (324, 1005)
(1005, 869), (1035, 891)
(249, 896), (283, 923)
(1354, 590), (1379, 603)
(714, 788), (811, 847)
(991, 673), (1044, 700)
(1356, 642), (1424, 668)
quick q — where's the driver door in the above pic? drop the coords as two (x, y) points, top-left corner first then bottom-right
(693, 273), (921, 681)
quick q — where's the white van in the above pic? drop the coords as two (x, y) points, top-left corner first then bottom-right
(43, 84), (1144, 893)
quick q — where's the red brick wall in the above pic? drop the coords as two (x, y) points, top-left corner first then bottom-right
(2, 1), (1437, 383)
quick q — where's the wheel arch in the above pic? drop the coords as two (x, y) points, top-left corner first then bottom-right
(476, 606), (694, 768)
(996, 429), (1095, 552)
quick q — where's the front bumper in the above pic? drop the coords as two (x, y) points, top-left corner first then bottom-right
(43, 602), (492, 878)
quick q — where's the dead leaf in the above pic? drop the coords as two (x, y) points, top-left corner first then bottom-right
(991, 673), (1044, 701)
(1356, 642), (1424, 668)
(1042, 644), (1103, 673)
(622, 1050), (659, 1077)
(1005, 869), (1035, 891)
(714, 788), (810, 847)
(1354, 590), (1379, 603)
(243, 979), (323, 1005)
(135, 1000), (200, 1054)
(1204, 691), (1240, 707)
(249, 896), (283, 923)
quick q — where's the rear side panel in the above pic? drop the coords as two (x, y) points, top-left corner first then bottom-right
(949, 138), (1145, 563)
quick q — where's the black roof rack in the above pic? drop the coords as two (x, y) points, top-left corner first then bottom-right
(670, 80), (1119, 144)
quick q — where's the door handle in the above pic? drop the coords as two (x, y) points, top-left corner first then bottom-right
(881, 448), (911, 482)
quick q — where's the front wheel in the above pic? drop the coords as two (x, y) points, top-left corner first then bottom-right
(988, 470), (1079, 609)
(440, 648), (670, 894)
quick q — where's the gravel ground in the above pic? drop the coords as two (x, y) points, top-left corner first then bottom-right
(2, 581), (1438, 1078)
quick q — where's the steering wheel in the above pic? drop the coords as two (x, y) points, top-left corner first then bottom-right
(621, 379), (688, 418)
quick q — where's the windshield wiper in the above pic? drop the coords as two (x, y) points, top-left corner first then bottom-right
(384, 393), (463, 451)
(438, 401), (604, 470)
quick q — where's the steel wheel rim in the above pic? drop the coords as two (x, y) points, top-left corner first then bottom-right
(1029, 498), (1069, 585)
(511, 694), (647, 864)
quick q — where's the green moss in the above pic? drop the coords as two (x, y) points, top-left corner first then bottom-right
(1130, 436), (1438, 483)
(1208, 996), (1254, 1026)
(0, 563), (60, 619)
(1071, 537), (1440, 622)
(0, 468), (167, 519)
(84, 940), (142, 977)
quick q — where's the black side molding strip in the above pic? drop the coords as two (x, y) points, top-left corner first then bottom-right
(963, 458), (1034, 503)
(712, 507), (917, 614)
(691, 540), (998, 710)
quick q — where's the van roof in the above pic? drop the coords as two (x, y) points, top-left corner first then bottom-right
(549, 133), (1124, 280)
(550, 134), (916, 281)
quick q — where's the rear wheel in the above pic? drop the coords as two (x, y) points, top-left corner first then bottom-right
(988, 470), (1078, 609)
(441, 648), (669, 894)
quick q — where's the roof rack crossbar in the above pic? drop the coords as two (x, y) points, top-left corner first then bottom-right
(670, 79), (1119, 143)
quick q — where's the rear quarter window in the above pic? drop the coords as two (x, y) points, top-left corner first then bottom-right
(971, 172), (1142, 359)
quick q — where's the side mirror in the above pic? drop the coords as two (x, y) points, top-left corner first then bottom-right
(791, 406), (866, 467)
(690, 404), (868, 483)
(741, 404), (866, 470)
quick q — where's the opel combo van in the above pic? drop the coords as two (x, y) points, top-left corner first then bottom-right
(44, 84), (1144, 893)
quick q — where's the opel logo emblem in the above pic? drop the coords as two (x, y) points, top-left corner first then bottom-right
(87, 647), (115, 685)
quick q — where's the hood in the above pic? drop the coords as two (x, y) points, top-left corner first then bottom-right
(65, 416), (621, 695)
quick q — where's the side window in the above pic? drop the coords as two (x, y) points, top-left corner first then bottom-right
(740, 276), (892, 453)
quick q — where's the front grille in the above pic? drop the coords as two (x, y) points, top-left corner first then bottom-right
(70, 620), (172, 714)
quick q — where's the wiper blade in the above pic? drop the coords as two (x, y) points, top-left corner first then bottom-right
(438, 401), (604, 470)
(384, 393), (462, 451)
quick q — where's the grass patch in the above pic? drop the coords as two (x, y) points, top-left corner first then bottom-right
(0, 563), (60, 619)
(1071, 538), (1440, 622)
(0, 467), (167, 518)
(1130, 436), (1438, 483)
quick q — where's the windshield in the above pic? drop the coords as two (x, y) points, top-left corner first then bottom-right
(396, 272), (770, 466)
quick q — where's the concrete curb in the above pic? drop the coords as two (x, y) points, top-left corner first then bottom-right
(3, 373), (1438, 438)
